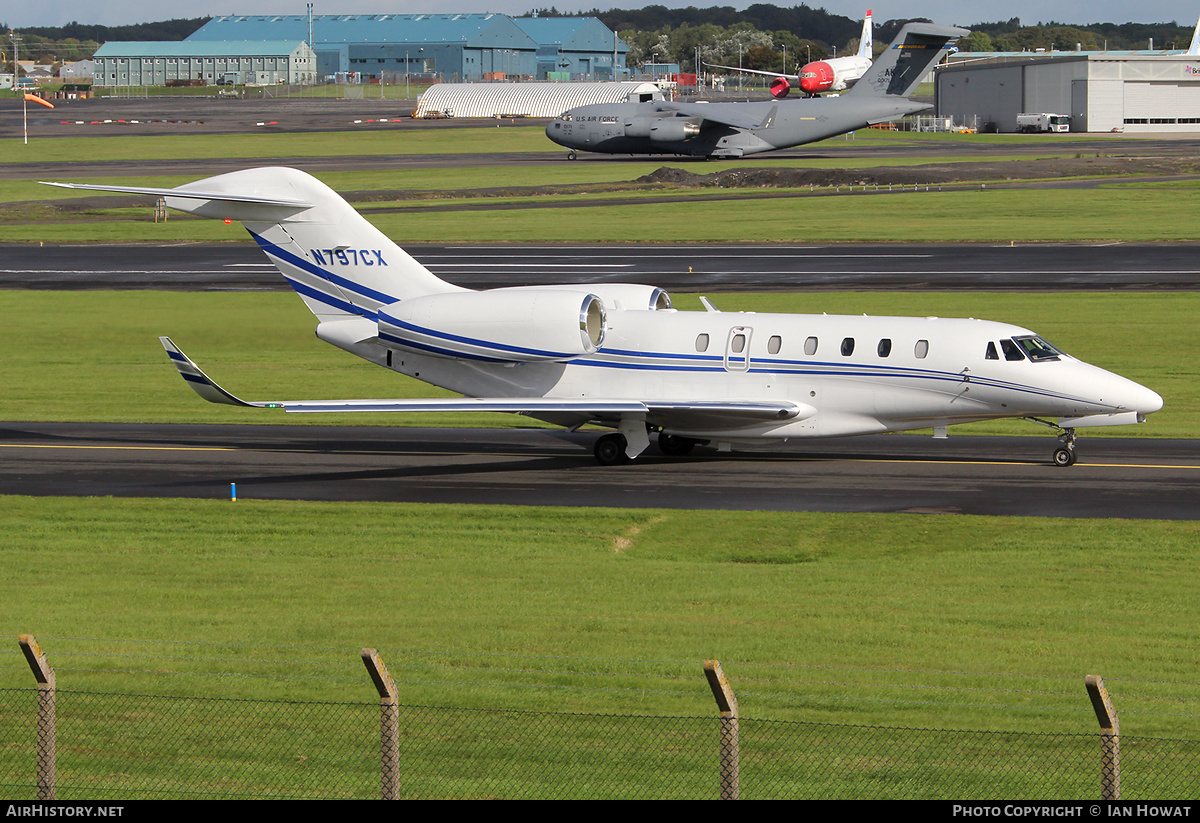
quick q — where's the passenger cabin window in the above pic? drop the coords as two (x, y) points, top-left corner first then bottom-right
(767, 335), (782, 355)
(841, 338), (855, 356)
(915, 339), (929, 359)
(695, 333), (709, 352)
(877, 338), (892, 357)
(1000, 339), (1025, 361)
(731, 334), (746, 353)
(804, 337), (818, 356)
(986, 341), (999, 360)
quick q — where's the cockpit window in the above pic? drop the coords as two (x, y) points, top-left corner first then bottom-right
(1013, 335), (1063, 362)
(1000, 339), (1025, 361)
(985, 341), (999, 360)
(558, 112), (572, 121)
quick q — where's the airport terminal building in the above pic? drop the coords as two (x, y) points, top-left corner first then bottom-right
(937, 51), (1200, 133)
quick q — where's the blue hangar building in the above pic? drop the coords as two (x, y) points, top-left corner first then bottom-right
(186, 13), (629, 81)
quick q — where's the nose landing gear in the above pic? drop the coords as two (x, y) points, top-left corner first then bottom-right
(1027, 418), (1079, 467)
(1052, 435), (1077, 467)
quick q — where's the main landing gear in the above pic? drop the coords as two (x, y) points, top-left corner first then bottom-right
(593, 431), (702, 465)
(593, 432), (629, 465)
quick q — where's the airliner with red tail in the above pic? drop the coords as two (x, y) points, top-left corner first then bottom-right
(708, 11), (874, 98)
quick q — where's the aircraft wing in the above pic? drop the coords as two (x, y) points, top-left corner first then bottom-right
(161, 337), (809, 425)
(653, 102), (775, 131)
(705, 62), (798, 81)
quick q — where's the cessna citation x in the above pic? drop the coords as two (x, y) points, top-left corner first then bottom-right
(707, 10), (875, 98)
(545, 22), (965, 159)
(44, 168), (1162, 467)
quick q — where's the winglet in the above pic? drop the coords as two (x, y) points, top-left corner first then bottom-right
(159, 337), (277, 408)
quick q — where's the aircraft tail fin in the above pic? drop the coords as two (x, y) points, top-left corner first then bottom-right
(846, 22), (968, 99)
(42, 168), (462, 323)
(1188, 13), (1200, 55)
(857, 10), (873, 59)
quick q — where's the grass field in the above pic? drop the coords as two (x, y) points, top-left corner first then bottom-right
(3, 497), (1198, 740)
(8, 127), (1197, 243)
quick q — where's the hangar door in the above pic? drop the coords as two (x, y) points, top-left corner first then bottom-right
(1121, 82), (1200, 130)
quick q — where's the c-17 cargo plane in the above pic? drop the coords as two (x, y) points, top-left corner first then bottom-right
(546, 22), (966, 159)
(43, 168), (1162, 467)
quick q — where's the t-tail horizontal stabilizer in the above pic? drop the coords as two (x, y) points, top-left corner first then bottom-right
(847, 22), (968, 99)
(41, 180), (314, 222)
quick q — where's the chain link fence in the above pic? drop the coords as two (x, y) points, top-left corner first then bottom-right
(1, 685), (1197, 800)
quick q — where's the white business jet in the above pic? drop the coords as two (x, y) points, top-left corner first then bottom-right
(44, 168), (1162, 466)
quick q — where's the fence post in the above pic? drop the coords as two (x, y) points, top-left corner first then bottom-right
(361, 648), (399, 800)
(704, 660), (739, 800)
(18, 635), (56, 801)
(1085, 674), (1120, 800)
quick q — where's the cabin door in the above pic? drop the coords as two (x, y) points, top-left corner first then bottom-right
(724, 326), (752, 372)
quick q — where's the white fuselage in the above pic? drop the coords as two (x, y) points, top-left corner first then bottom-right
(372, 307), (1162, 443)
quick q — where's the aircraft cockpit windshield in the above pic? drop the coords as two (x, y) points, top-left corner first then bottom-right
(557, 112), (572, 121)
(1013, 335), (1064, 362)
(988, 336), (1065, 362)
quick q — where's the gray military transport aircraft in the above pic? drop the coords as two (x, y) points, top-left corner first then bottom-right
(545, 22), (968, 159)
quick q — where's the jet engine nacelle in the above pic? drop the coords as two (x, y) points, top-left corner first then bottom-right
(624, 116), (653, 138)
(798, 61), (835, 94)
(769, 77), (791, 99)
(505, 283), (672, 312)
(378, 288), (606, 363)
(649, 119), (701, 142)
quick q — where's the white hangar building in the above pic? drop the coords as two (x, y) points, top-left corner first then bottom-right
(414, 80), (662, 118)
(936, 51), (1200, 133)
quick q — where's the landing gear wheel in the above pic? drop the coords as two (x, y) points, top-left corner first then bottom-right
(1053, 447), (1076, 467)
(567, 150), (578, 160)
(594, 433), (630, 466)
(658, 433), (696, 456)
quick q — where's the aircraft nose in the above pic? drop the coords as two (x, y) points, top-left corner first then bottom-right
(1129, 384), (1164, 415)
(1106, 371), (1163, 415)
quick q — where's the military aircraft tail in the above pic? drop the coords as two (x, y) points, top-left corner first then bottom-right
(42, 168), (462, 323)
(846, 22), (968, 99)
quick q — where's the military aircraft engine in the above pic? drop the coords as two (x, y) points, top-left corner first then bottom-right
(377, 288), (607, 362)
(624, 117), (653, 138)
(649, 120), (701, 142)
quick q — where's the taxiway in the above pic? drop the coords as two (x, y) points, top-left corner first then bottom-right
(1, 422), (1194, 519)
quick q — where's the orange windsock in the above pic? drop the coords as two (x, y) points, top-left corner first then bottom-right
(24, 93), (55, 109)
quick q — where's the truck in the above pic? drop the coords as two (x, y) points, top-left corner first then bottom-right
(1016, 113), (1070, 133)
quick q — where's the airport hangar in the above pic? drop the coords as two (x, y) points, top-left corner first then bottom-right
(936, 50), (1200, 133)
(92, 41), (317, 86)
(185, 13), (628, 82)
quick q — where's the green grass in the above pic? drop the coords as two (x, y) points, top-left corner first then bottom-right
(1, 497), (1197, 740)
(11, 178), (1200, 244)
(0, 290), (1191, 436)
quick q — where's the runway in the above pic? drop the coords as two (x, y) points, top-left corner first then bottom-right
(1, 422), (1195, 519)
(4, 242), (1200, 291)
